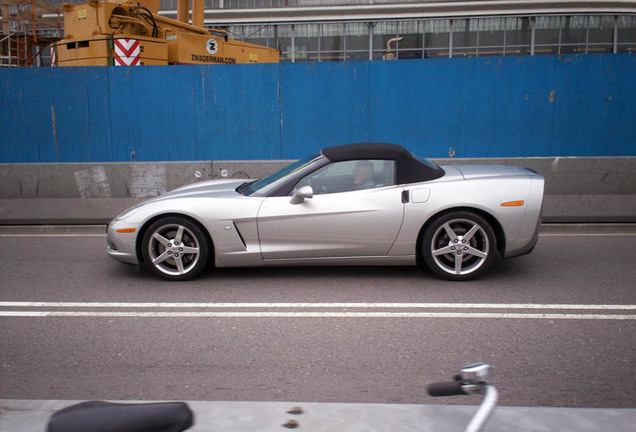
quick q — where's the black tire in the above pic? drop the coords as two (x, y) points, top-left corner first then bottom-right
(141, 216), (211, 281)
(421, 211), (497, 281)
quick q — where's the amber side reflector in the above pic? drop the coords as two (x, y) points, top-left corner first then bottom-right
(116, 228), (136, 233)
(501, 200), (525, 207)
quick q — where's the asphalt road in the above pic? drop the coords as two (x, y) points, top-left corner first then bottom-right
(0, 231), (634, 408)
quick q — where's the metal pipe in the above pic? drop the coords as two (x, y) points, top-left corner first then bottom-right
(465, 385), (499, 432)
(383, 36), (403, 60)
(152, 14), (210, 35)
(530, 16), (536, 55)
(368, 22), (374, 60)
(176, 0), (189, 24)
(613, 15), (619, 53)
(291, 24), (295, 62)
(449, 19), (453, 58)
(192, 0), (204, 28)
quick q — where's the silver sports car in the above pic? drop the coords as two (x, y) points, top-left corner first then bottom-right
(107, 143), (544, 281)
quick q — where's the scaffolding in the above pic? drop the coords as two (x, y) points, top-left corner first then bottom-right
(1, 0), (62, 66)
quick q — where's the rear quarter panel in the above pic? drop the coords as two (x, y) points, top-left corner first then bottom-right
(389, 166), (544, 258)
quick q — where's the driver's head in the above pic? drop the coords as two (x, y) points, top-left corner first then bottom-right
(353, 161), (374, 186)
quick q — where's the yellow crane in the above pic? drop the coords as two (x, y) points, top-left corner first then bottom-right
(51, 0), (279, 66)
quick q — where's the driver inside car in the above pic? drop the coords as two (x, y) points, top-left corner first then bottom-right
(353, 160), (375, 190)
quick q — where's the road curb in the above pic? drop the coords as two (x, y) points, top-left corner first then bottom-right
(1, 399), (635, 432)
(0, 225), (107, 235)
(538, 223), (636, 234)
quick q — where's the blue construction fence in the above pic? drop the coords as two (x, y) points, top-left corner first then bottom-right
(1, 54), (635, 163)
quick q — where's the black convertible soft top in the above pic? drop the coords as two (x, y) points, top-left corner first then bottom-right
(322, 143), (445, 184)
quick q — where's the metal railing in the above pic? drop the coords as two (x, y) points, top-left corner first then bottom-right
(221, 13), (636, 62)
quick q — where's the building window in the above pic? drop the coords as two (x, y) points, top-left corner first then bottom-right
(394, 21), (423, 60)
(618, 15), (636, 53)
(452, 18), (479, 57)
(534, 16), (562, 55)
(587, 15), (615, 54)
(221, 14), (635, 63)
(423, 19), (450, 58)
(347, 23), (371, 62)
(504, 17), (532, 56)
(560, 15), (588, 54)
(294, 24), (320, 61)
(276, 24), (294, 62)
(227, 25), (277, 49)
(320, 23), (346, 61)
(477, 18), (506, 57)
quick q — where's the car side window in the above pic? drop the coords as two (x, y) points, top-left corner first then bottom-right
(290, 160), (395, 195)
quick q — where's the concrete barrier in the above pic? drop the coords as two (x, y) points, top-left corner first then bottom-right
(0, 157), (634, 224)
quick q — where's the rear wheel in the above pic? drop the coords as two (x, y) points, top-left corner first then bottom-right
(141, 216), (210, 281)
(421, 211), (496, 281)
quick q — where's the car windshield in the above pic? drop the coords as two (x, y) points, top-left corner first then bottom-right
(238, 154), (321, 196)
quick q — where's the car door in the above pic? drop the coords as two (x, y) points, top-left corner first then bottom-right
(257, 159), (405, 261)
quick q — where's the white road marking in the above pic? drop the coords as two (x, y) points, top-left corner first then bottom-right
(1, 311), (634, 319)
(1, 302), (634, 320)
(539, 233), (636, 237)
(1, 232), (634, 238)
(0, 302), (634, 309)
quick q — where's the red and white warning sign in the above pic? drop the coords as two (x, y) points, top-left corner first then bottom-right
(113, 39), (141, 66)
(51, 46), (56, 67)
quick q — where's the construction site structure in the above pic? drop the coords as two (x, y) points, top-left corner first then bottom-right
(51, 0), (280, 66)
(1, 0), (61, 66)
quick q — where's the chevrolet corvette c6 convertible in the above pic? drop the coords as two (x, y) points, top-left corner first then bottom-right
(107, 143), (544, 281)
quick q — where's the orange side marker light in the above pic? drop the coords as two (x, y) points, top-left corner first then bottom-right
(501, 200), (525, 207)
(116, 228), (136, 233)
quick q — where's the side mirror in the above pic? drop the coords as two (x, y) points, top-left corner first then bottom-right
(290, 185), (313, 205)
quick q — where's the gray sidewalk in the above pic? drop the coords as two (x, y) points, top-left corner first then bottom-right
(1, 399), (635, 432)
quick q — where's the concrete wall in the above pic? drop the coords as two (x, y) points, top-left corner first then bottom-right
(0, 157), (634, 224)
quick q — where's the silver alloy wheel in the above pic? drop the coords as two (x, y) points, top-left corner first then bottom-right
(430, 218), (490, 276)
(147, 223), (201, 276)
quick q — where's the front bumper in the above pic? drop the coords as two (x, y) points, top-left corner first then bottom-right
(106, 220), (140, 265)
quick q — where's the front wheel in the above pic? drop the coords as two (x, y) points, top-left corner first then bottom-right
(421, 212), (497, 281)
(141, 216), (211, 281)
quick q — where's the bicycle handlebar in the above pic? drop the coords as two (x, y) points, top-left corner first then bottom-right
(427, 381), (467, 397)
